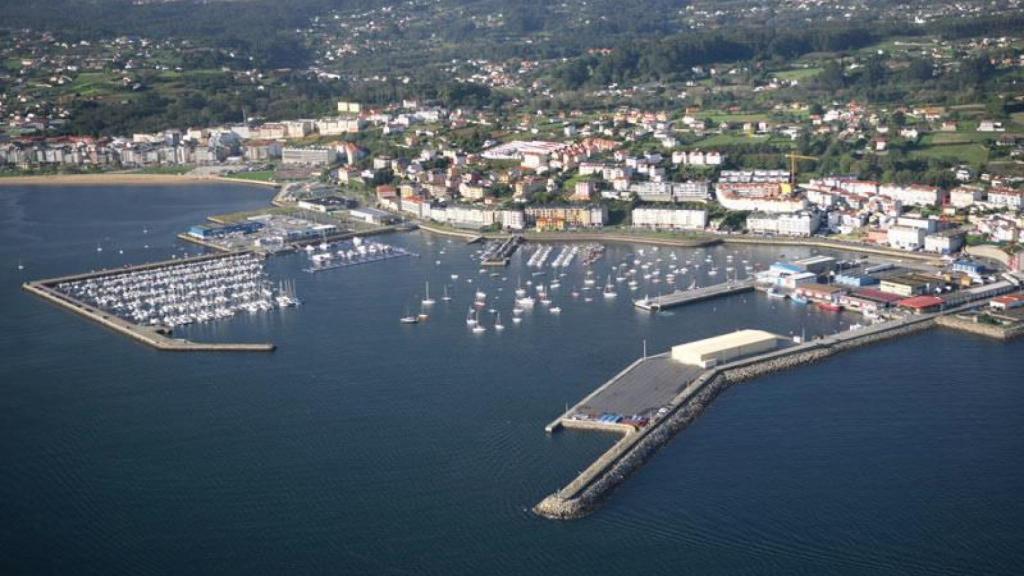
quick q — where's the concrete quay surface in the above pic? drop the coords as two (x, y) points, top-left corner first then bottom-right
(534, 314), (941, 520)
(634, 278), (756, 311)
(22, 252), (276, 352)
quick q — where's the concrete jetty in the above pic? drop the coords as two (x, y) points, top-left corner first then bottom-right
(534, 313), (951, 520)
(633, 278), (755, 311)
(22, 253), (276, 352)
(482, 235), (522, 267)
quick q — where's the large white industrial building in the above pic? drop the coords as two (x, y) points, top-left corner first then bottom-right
(671, 329), (783, 368)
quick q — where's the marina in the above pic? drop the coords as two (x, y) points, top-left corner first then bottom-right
(22, 251), (278, 351)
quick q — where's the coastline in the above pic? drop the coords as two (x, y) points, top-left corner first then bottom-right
(414, 222), (945, 263)
(0, 173), (280, 187)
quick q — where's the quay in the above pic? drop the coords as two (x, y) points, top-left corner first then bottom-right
(534, 304), (986, 521)
(22, 252), (276, 352)
(481, 235), (522, 267)
(633, 278), (755, 311)
(178, 224), (400, 254)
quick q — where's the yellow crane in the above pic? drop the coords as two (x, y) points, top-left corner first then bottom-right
(782, 152), (818, 195)
(786, 152), (818, 184)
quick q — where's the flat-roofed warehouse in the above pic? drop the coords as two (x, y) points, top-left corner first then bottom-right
(671, 329), (784, 368)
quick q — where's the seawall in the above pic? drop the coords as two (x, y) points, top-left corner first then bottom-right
(936, 315), (1024, 340)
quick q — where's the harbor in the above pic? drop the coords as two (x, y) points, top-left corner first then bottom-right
(534, 296), (1004, 520)
(6, 181), (1024, 574)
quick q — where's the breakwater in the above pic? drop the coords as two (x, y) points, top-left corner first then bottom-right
(937, 314), (1024, 340)
(534, 315), (937, 520)
(22, 252), (276, 352)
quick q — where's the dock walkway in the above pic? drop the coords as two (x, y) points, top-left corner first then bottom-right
(633, 278), (755, 311)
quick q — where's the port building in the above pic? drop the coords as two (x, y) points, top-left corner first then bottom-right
(671, 329), (784, 368)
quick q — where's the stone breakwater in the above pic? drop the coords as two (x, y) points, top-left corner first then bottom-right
(534, 317), (936, 520)
(936, 315), (1024, 341)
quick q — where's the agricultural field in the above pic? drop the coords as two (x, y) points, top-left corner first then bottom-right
(910, 141), (989, 166)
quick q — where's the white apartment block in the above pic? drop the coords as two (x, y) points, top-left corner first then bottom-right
(746, 211), (821, 237)
(632, 207), (707, 230)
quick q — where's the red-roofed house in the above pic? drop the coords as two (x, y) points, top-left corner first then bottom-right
(990, 294), (1024, 311)
(840, 288), (904, 313)
(898, 295), (945, 314)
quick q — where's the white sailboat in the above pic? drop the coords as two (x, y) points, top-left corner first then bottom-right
(442, 285), (452, 302)
(495, 313), (505, 331)
(400, 305), (419, 324)
(422, 281), (436, 306)
(471, 310), (486, 333)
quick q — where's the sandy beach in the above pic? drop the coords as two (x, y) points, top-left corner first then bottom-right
(0, 173), (279, 187)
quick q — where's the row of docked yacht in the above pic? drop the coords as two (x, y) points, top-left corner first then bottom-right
(56, 252), (299, 329)
(304, 236), (415, 273)
(527, 245), (554, 268)
(550, 245), (578, 268)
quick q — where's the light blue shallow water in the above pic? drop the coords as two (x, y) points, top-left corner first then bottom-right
(1, 184), (1022, 575)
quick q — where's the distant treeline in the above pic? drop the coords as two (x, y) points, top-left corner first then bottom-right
(0, 0), (363, 68)
(548, 13), (1024, 89)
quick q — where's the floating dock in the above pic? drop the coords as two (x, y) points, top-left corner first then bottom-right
(633, 278), (755, 311)
(22, 252), (276, 352)
(302, 246), (416, 273)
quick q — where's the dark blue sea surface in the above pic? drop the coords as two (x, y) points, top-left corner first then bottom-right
(1, 184), (1022, 575)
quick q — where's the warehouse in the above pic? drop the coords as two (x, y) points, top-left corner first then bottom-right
(297, 196), (355, 213)
(671, 329), (784, 368)
(187, 221), (264, 239)
(792, 255), (837, 274)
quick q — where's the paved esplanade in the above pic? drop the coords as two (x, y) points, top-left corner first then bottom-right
(576, 354), (702, 417)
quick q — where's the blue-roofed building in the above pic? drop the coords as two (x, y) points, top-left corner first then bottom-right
(952, 259), (986, 280)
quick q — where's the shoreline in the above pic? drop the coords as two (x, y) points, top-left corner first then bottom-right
(0, 173), (280, 188)
(415, 224), (944, 263)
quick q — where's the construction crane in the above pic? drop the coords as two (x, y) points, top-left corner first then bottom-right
(786, 152), (818, 185)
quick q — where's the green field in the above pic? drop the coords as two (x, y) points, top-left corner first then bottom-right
(774, 67), (822, 81)
(227, 170), (277, 182)
(923, 131), (992, 145)
(134, 165), (193, 175)
(910, 143), (989, 165)
(697, 112), (772, 125)
(688, 133), (770, 147)
(67, 72), (119, 97)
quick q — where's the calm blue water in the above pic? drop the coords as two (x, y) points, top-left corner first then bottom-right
(1, 184), (1022, 575)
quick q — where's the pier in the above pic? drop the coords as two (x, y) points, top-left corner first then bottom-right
(23, 252), (276, 352)
(481, 235), (522, 267)
(633, 278), (755, 311)
(533, 308), (979, 521)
